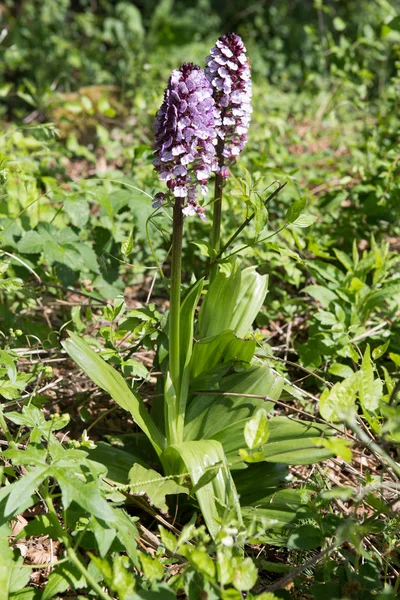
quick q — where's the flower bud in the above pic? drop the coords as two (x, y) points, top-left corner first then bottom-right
(154, 63), (217, 220)
(205, 33), (252, 165)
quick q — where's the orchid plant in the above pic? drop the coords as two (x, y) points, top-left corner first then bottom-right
(63, 34), (333, 540)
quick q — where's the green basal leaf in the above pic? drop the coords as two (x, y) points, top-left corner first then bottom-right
(179, 278), (204, 416)
(180, 279), (204, 376)
(256, 417), (334, 464)
(198, 259), (241, 338)
(128, 463), (188, 514)
(242, 488), (312, 545)
(229, 266), (269, 338)
(185, 364), (283, 466)
(190, 330), (255, 381)
(88, 440), (151, 483)
(233, 462), (289, 507)
(244, 408), (270, 450)
(62, 332), (165, 455)
(163, 440), (242, 539)
(198, 260), (268, 339)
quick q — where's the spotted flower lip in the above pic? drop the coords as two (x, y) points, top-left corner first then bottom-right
(153, 63), (217, 220)
(205, 33), (252, 165)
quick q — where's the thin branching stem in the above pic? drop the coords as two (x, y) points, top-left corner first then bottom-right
(215, 181), (287, 261)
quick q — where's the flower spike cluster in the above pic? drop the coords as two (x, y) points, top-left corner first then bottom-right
(153, 63), (217, 220)
(205, 33), (252, 169)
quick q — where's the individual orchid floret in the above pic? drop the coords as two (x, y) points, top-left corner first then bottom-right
(205, 33), (252, 167)
(153, 63), (217, 220)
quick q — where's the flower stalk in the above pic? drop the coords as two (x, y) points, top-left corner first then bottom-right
(165, 198), (184, 445)
(205, 33), (252, 261)
(211, 138), (224, 258)
(153, 63), (217, 445)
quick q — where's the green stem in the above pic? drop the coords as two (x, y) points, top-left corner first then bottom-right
(215, 182), (287, 261)
(223, 224), (287, 261)
(211, 138), (225, 262)
(166, 198), (184, 445)
(44, 494), (113, 600)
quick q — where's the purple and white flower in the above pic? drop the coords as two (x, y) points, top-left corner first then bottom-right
(205, 33), (252, 170)
(153, 63), (218, 220)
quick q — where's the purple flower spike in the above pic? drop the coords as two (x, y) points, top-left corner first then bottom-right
(154, 63), (217, 220)
(205, 33), (252, 165)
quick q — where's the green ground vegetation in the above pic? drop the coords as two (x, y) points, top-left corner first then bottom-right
(0, 1), (400, 599)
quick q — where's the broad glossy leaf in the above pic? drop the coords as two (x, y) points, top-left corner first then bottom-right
(233, 462), (289, 507)
(190, 330), (255, 381)
(229, 266), (269, 338)
(180, 279), (204, 375)
(185, 364), (283, 465)
(198, 260), (268, 339)
(244, 408), (270, 449)
(179, 279), (204, 424)
(198, 259), (241, 338)
(128, 463), (188, 514)
(62, 332), (165, 455)
(163, 439), (242, 539)
(88, 436), (157, 483)
(242, 488), (313, 545)
(258, 417), (334, 464)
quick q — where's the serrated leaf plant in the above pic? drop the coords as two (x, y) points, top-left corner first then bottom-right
(0, 405), (139, 600)
(62, 36), (335, 541)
